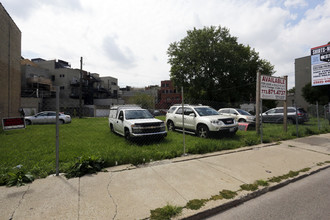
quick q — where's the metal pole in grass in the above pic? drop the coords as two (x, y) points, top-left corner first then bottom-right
(316, 101), (320, 131)
(182, 86), (186, 156)
(260, 99), (263, 144)
(295, 100), (299, 137)
(56, 86), (60, 176)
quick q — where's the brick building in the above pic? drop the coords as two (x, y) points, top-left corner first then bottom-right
(156, 80), (181, 109)
(0, 3), (21, 125)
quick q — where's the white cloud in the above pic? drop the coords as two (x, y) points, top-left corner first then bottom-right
(2, 0), (330, 89)
(284, 0), (307, 8)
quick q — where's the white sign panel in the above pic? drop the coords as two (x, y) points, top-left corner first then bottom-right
(311, 44), (330, 86)
(260, 75), (286, 100)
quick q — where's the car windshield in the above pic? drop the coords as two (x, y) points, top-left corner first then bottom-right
(237, 109), (251, 116)
(194, 107), (219, 116)
(125, 110), (154, 120)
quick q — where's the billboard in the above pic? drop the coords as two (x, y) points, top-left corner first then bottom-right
(260, 75), (286, 100)
(311, 43), (330, 86)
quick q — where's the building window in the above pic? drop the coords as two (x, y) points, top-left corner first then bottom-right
(51, 75), (55, 81)
(60, 86), (65, 90)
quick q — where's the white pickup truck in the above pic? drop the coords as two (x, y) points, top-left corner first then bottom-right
(108, 105), (167, 140)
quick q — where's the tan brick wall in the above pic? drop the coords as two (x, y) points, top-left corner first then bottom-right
(0, 3), (21, 125)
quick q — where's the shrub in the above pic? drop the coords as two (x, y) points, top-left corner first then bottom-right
(65, 156), (105, 178)
(244, 137), (259, 146)
(240, 183), (258, 191)
(256, 179), (269, 187)
(7, 165), (34, 187)
(150, 204), (183, 220)
(219, 189), (237, 199)
(186, 199), (206, 210)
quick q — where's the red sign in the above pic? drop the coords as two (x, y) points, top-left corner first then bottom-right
(2, 117), (25, 130)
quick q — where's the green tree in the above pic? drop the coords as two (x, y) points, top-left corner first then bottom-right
(167, 26), (275, 104)
(128, 93), (155, 109)
(288, 87), (295, 94)
(302, 83), (330, 105)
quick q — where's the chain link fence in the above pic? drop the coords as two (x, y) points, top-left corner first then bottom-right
(2, 87), (329, 183)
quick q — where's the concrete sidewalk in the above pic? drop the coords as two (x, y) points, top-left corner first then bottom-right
(1, 134), (329, 220)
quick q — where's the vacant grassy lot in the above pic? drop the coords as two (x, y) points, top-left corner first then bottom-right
(1, 117), (329, 182)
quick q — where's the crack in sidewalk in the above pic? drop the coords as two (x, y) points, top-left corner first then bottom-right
(284, 142), (330, 156)
(107, 172), (118, 220)
(196, 159), (247, 184)
(150, 166), (188, 202)
(9, 185), (30, 220)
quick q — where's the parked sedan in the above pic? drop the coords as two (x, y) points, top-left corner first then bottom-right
(262, 107), (308, 124)
(25, 111), (71, 125)
(218, 108), (255, 124)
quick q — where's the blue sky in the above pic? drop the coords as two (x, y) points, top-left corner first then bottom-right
(2, 0), (330, 89)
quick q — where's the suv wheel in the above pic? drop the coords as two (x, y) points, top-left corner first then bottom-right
(238, 118), (246, 122)
(197, 125), (209, 138)
(167, 120), (175, 131)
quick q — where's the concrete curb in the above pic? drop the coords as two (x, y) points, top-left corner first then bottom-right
(179, 164), (330, 220)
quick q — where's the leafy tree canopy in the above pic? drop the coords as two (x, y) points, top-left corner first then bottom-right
(288, 87), (295, 94)
(167, 26), (275, 104)
(302, 83), (330, 105)
(128, 93), (155, 109)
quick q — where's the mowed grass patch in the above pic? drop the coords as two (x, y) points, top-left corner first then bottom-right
(0, 117), (329, 183)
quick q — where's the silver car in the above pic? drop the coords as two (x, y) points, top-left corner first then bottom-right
(25, 111), (71, 125)
(218, 108), (255, 124)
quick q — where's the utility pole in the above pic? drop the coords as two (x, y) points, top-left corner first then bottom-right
(79, 57), (83, 118)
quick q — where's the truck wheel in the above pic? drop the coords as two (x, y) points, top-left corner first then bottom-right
(197, 125), (209, 138)
(25, 120), (31, 125)
(167, 120), (175, 131)
(124, 129), (131, 141)
(110, 124), (114, 132)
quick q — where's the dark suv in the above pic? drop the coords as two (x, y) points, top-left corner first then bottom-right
(262, 107), (308, 124)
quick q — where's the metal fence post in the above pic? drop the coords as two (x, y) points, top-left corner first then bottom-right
(260, 99), (263, 144)
(295, 101), (299, 137)
(316, 101), (320, 131)
(56, 86), (60, 176)
(181, 86), (186, 156)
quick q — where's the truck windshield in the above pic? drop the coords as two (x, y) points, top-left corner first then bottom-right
(194, 107), (219, 116)
(125, 110), (154, 120)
